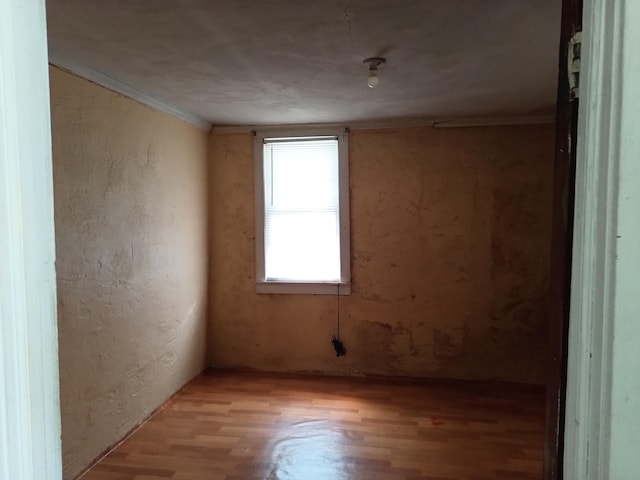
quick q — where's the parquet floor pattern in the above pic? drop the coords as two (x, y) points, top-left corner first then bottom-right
(81, 370), (545, 480)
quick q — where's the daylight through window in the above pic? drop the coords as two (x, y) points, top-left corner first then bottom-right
(254, 130), (350, 294)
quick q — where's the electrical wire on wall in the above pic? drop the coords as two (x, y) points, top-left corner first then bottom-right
(331, 283), (347, 356)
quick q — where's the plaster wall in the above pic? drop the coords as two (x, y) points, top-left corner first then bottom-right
(208, 125), (554, 384)
(50, 67), (209, 480)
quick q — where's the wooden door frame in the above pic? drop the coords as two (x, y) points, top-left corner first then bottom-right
(562, 0), (640, 478)
(0, 0), (62, 478)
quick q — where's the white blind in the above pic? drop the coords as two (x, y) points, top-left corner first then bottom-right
(264, 137), (340, 281)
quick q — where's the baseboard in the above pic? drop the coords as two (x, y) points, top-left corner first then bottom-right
(204, 366), (545, 392)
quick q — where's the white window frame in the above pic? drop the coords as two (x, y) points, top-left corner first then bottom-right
(253, 127), (351, 295)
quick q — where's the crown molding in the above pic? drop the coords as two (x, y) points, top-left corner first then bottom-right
(48, 49), (212, 131)
(211, 114), (554, 134)
(432, 115), (555, 128)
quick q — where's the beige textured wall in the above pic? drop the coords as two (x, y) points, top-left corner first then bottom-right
(50, 67), (209, 480)
(208, 125), (554, 384)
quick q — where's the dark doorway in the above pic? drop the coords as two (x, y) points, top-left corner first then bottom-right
(544, 0), (583, 478)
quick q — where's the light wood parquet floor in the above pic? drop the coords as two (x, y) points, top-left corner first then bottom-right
(81, 370), (545, 480)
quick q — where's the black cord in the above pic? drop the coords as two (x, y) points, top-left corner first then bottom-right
(331, 283), (346, 357)
(337, 283), (340, 339)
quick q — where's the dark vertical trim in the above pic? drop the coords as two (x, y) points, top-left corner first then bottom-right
(545, 0), (583, 479)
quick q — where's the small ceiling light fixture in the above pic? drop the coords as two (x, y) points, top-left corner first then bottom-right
(363, 57), (386, 88)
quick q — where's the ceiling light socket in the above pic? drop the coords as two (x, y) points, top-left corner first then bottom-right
(363, 57), (386, 88)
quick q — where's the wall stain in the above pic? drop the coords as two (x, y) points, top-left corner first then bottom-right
(209, 126), (554, 385)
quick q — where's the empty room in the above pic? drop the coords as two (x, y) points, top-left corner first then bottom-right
(45, 0), (562, 479)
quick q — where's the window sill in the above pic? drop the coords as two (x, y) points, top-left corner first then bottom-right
(256, 281), (351, 295)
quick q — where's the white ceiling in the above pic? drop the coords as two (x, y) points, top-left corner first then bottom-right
(46, 0), (562, 127)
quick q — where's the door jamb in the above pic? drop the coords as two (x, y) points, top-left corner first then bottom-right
(0, 0), (62, 478)
(563, 0), (626, 477)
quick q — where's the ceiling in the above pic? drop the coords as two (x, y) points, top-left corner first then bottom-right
(46, 0), (562, 127)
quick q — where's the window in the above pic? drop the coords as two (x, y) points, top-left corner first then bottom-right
(254, 128), (350, 294)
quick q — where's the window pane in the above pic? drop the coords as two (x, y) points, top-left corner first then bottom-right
(265, 211), (340, 281)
